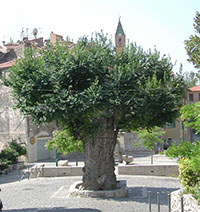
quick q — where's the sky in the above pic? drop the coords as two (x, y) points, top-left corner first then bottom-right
(1, 0), (200, 73)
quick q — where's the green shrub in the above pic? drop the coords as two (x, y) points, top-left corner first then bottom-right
(0, 158), (9, 170)
(166, 141), (195, 159)
(167, 141), (200, 204)
(9, 141), (27, 155)
(193, 184), (200, 205)
(178, 158), (200, 190)
(0, 147), (19, 164)
(0, 141), (27, 170)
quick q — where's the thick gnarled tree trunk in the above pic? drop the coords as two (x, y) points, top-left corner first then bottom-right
(82, 117), (117, 190)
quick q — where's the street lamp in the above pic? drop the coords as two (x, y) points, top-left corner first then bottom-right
(55, 148), (58, 166)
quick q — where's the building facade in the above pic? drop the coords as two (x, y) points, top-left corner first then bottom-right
(163, 85), (200, 144)
(0, 35), (58, 162)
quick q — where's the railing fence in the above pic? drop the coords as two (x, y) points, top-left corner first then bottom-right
(148, 191), (185, 212)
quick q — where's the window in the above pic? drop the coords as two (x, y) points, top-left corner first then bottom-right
(165, 123), (173, 128)
(167, 138), (172, 146)
(118, 38), (122, 46)
(199, 93), (200, 101)
(165, 121), (176, 128)
(189, 93), (193, 102)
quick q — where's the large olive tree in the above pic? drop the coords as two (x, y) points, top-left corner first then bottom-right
(4, 33), (185, 190)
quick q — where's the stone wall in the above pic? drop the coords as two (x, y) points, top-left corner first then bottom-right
(123, 132), (151, 154)
(171, 189), (200, 212)
(114, 132), (151, 160)
(0, 81), (57, 161)
(0, 84), (27, 150)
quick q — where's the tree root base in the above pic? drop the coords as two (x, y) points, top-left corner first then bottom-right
(67, 180), (128, 198)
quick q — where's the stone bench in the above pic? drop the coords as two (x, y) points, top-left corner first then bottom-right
(37, 166), (84, 177)
(118, 164), (179, 176)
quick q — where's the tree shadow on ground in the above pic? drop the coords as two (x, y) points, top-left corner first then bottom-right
(107, 186), (180, 205)
(4, 207), (101, 212)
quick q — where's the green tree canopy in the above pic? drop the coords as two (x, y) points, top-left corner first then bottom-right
(179, 67), (200, 88)
(136, 127), (165, 151)
(45, 128), (83, 154)
(185, 11), (200, 70)
(181, 103), (200, 133)
(181, 11), (200, 134)
(4, 33), (184, 136)
(4, 32), (185, 190)
(135, 127), (165, 164)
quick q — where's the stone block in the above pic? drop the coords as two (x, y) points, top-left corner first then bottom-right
(58, 160), (68, 166)
(171, 189), (200, 212)
(122, 155), (134, 164)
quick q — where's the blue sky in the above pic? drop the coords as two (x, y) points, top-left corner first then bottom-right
(1, 0), (200, 73)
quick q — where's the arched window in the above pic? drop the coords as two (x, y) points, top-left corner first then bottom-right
(118, 38), (122, 46)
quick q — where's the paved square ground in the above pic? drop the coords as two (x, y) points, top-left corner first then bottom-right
(0, 175), (181, 212)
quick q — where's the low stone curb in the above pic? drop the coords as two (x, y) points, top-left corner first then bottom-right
(30, 164), (180, 178)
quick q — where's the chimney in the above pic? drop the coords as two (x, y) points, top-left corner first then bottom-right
(50, 32), (63, 44)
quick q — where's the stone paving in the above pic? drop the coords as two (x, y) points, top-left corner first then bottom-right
(0, 154), (180, 212)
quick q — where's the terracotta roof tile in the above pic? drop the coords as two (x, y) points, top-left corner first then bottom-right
(0, 59), (15, 70)
(188, 85), (200, 92)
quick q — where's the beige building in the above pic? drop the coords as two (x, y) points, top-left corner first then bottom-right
(163, 85), (200, 144)
(185, 85), (200, 142)
(187, 85), (200, 103)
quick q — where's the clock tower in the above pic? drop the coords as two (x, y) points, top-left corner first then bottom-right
(115, 18), (126, 51)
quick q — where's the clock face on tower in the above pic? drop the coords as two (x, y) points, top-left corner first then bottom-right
(118, 33), (122, 37)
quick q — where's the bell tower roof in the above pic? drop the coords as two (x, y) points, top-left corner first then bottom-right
(115, 17), (126, 50)
(115, 18), (125, 35)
